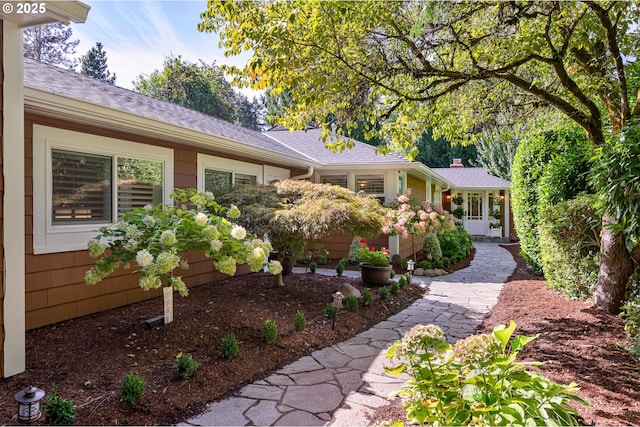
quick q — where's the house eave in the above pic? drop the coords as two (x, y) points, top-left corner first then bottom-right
(24, 87), (316, 169)
(1, 0), (90, 27)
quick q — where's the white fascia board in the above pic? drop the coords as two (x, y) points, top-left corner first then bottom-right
(316, 163), (407, 172)
(24, 88), (316, 170)
(1, 0), (89, 27)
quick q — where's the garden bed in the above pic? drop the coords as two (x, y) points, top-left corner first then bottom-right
(0, 264), (434, 425)
(370, 244), (640, 426)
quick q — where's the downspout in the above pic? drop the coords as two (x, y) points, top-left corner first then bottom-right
(290, 166), (314, 180)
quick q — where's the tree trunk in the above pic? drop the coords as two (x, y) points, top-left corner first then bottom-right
(274, 272), (284, 287)
(595, 213), (635, 314)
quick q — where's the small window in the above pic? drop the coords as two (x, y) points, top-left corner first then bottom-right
(235, 173), (257, 186)
(356, 174), (385, 203)
(320, 175), (348, 188)
(205, 170), (233, 191)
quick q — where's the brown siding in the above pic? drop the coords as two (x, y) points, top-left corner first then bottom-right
(407, 175), (426, 201)
(0, 19), (5, 376)
(24, 115), (297, 330)
(307, 233), (389, 260)
(399, 234), (427, 259)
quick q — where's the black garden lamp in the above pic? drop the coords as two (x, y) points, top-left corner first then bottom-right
(15, 385), (45, 423)
(305, 250), (312, 273)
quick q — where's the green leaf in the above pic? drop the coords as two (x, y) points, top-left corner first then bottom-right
(493, 320), (517, 350)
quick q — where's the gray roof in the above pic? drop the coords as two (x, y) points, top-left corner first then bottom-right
(23, 58), (308, 162)
(264, 127), (409, 165)
(430, 167), (510, 189)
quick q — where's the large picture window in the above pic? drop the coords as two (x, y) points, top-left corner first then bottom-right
(320, 175), (348, 188)
(33, 125), (173, 254)
(356, 174), (385, 203)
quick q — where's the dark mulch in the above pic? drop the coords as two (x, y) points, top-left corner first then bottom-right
(1, 254), (478, 426)
(369, 244), (640, 426)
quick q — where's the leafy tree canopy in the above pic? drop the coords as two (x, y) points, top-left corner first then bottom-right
(134, 55), (264, 129)
(23, 23), (79, 68)
(199, 1), (639, 154)
(80, 42), (116, 84)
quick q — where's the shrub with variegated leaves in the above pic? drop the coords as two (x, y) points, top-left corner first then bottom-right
(85, 188), (281, 296)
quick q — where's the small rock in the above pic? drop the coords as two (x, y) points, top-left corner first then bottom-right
(413, 267), (425, 276)
(338, 283), (361, 299)
(425, 269), (437, 277)
(434, 268), (448, 276)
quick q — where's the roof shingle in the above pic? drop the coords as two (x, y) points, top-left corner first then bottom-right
(430, 167), (510, 189)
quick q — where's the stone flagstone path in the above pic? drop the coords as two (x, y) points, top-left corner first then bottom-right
(180, 242), (516, 426)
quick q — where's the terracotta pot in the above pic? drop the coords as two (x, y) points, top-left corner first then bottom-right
(359, 263), (392, 286)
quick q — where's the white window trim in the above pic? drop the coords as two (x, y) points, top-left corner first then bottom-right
(197, 153), (263, 191)
(33, 125), (174, 254)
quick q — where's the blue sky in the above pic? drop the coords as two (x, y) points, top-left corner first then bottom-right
(70, 0), (256, 95)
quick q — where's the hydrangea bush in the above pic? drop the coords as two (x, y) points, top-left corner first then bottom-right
(385, 321), (588, 426)
(85, 188), (281, 296)
(383, 189), (456, 239)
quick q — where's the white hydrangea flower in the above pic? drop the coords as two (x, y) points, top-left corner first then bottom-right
(268, 260), (283, 275)
(160, 230), (177, 246)
(87, 240), (106, 258)
(227, 204), (241, 219)
(215, 256), (237, 276)
(155, 251), (180, 274)
(194, 212), (209, 227)
(204, 191), (215, 201)
(210, 239), (223, 252)
(203, 225), (220, 240)
(136, 249), (154, 268)
(143, 215), (156, 226)
(230, 225), (246, 240)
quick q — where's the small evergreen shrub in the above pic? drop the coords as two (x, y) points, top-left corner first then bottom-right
(345, 296), (358, 312)
(398, 275), (408, 289)
(403, 272), (412, 285)
(174, 352), (199, 379)
(294, 310), (306, 331)
(438, 229), (472, 260)
(325, 302), (337, 319)
(390, 281), (399, 294)
(43, 384), (76, 426)
(390, 269), (395, 279)
(422, 233), (442, 260)
(442, 257), (451, 267)
(419, 260), (432, 270)
(120, 372), (145, 405)
(220, 333), (239, 359)
(336, 263), (344, 276)
(261, 319), (278, 343)
(379, 286), (389, 300)
(433, 259), (444, 269)
(309, 261), (317, 273)
(362, 289), (373, 306)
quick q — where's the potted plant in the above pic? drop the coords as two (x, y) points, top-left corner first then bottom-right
(490, 209), (502, 237)
(452, 195), (464, 206)
(354, 239), (392, 286)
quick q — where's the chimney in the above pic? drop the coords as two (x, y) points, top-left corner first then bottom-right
(450, 158), (464, 168)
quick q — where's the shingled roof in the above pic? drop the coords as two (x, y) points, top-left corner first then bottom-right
(264, 126), (408, 165)
(430, 167), (511, 189)
(22, 58), (309, 162)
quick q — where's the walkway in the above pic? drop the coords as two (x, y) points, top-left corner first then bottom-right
(180, 242), (516, 426)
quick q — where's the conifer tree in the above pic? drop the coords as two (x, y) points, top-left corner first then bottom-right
(80, 42), (116, 85)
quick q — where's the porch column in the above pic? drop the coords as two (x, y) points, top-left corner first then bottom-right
(504, 192), (510, 240)
(3, 20), (26, 377)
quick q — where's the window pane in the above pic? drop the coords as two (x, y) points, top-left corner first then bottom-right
(356, 174), (384, 194)
(205, 169), (232, 192)
(467, 193), (483, 220)
(321, 175), (348, 188)
(117, 158), (163, 215)
(52, 149), (112, 223)
(235, 173), (257, 186)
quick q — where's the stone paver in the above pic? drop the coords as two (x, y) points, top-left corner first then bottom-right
(181, 242), (516, 426)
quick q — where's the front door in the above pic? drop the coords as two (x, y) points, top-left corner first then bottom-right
(465, 192), (485, 235)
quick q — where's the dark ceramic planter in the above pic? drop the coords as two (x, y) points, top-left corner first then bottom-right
(359, 263), (392, 286)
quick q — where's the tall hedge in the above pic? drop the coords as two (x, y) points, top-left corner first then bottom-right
(511, 127), (593, 272)
(539, 194), (601, 299)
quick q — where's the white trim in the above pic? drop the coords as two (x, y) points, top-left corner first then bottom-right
(264, 165), (290, 184)
(33, 125), (174, 254)
(197, 153), (263, 191)
(3, 20), (26, 376)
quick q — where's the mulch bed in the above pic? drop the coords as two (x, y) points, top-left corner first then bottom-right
(1, 254), (476, 426)
(369, 244), (640, 426)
